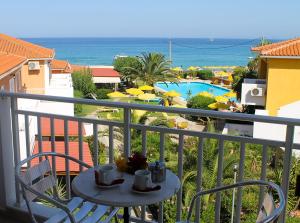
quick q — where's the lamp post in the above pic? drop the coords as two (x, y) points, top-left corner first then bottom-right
(231, 164), (238, 223)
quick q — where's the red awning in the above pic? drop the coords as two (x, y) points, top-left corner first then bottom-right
(91, 68), (120, 77)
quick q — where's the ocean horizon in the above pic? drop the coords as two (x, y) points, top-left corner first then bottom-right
(24, 37), (275, 68)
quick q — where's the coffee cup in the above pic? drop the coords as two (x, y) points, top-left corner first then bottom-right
(133, 169), (151, 190)
(97, 164), (116, 185)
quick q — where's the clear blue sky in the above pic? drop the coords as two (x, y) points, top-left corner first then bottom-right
(1, 0), (299, 39)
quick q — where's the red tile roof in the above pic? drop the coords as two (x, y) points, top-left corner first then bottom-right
(41, 117), (86, 137)
(0, 33), (55, 59)
(91, 68), (120, 77)
(252, 37), (300, 57)
(0, 53), (26, 76)
(52, 59), (72, 73)
(32, 141), (93, 174)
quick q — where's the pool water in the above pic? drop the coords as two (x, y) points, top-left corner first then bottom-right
(155, 82), (232, 101)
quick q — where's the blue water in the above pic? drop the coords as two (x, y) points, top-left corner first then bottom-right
(155, 82), (231, 100)
(23, 37), (265, 68)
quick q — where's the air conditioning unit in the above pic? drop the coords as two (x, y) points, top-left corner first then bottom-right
(250, 87), (264, 97)
(28, 61), (40, 70)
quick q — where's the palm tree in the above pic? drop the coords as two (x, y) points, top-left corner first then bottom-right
(126, 52), (177, 86)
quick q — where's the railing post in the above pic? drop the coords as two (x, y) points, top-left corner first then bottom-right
(123, 108), (131, 159)
(279, 125), (295, 223)
(0, 95), (18, 208)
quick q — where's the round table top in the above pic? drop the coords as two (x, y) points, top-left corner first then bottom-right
(72, 167), (181, 207)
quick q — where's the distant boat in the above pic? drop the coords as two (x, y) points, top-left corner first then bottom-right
(114, 55), (128, 60)
(209, 38), (214, 42)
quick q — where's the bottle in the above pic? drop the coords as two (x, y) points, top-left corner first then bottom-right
(149, 161), (166, 183)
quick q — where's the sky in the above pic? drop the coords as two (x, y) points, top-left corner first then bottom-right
(1, 0), (299, 39)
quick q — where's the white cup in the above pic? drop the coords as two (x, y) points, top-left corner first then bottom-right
(134, 170), (151, 190)
(98, 164), (116, 185)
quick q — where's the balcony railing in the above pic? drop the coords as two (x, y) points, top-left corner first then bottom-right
(0, 91), (300, 222)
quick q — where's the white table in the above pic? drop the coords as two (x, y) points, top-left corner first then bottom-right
(72, 167), (181, 223)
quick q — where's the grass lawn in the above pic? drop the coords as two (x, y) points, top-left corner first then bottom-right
(76, 104), (99, 117)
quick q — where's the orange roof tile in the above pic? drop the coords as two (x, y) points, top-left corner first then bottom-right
(91, 68), (120, 77)
(41, 117), (86, 137)
(52, 59), (72, 73)
(0, 53), (26, 76)
(0, 33), (55, 59)
(32, 141), (93, 173)
(252, 38), (300, 57)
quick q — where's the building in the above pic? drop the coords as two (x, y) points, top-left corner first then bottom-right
(0, 53), (26, 92)
(241, 38), (300, 153)
(90, 66), (121, 90)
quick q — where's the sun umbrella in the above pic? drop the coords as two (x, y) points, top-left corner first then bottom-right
(188, 66), (198, 71)
(107, 91), (127, 98)
(137, 93), (156, 101)
(208, 102), (229, 110)
(126, 88), (144, 96)
(198, 91), (214, 98)
(215, 95), (229, 103)
(164, 90), (181, 97)
(218, 71), (229, 76)
(138, 85), (154, 91)
(223, 91), (236, 98)
(171, 67), (183, 72)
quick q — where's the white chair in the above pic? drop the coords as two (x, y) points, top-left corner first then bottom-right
(180, 180), (285, 223)
(15, 152), (119, 223)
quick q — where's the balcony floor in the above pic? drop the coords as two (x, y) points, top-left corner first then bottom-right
(0, 213), (26, 223)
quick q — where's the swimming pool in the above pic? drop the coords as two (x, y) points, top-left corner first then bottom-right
(155, 82), (232, 101)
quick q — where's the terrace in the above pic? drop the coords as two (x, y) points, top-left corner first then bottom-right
(0, 91), (299, 222)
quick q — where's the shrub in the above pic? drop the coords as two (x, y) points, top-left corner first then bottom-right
(197, 70), (214, 80)
(187, 95), (215, 110)
(72, 68), (96, 97)
(96, 88), (112, 99)
(74, 90), (83, 114)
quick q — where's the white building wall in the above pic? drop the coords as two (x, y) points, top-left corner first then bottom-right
(253, 101), (300, 155)
(241, 79), (266, 106)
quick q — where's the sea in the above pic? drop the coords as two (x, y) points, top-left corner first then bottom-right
(24, 37), (266, 68)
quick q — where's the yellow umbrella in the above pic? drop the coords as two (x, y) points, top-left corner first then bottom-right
(107, 91), (127, 98)
(188, 66), (198, 71)
(208, 103), (218, 110)
(171, 67), (183, 72)
(164, 90), (181, 97)
(215, 95), (229, 103)
(137, 93), (156, 101)
(218, 71), (229, 76)
(228, 74), (233, 82)
(208, 102), (229, 110)
(126, 88), (144, 96)
(138, 85), (154, 91)
(198, 91), (214, 98)
(223, 91), (236, 98)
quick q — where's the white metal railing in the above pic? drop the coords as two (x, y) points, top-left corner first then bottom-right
(0, 91), (300, 223)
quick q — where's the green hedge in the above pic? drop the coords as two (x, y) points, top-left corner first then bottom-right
(74, 90), (83, 114)
(197, 70), (214, 80)
(96, 89), (113, 99)
(187, 95), (215, 110)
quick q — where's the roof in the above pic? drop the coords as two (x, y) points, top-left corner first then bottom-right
(252, 37), (300, 57)
(0, 33), (55, 59)
(52, 59), (72, 73)
(91, 68), (120, 77)
(32, 141), (93, 173)
(41, 117), (86, 137)
(0, 53), (26, 76)
(71, 64), (87, 72)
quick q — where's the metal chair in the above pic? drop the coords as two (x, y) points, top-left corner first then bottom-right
(15, 152), (119, 223)
(181, 180), (285, 223)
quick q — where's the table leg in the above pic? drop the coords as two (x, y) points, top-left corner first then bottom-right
(123, 207), (130, 223)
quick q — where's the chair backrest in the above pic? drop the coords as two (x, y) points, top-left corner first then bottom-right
(21, 158), (57, 202)
(256, 192), (276, 223)
(186, 180), (285, 223)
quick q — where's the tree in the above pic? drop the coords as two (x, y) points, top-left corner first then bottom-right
(126, 52), (177, 86)
(113, 56), (142, 87)
(72, 68), (96, 97)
